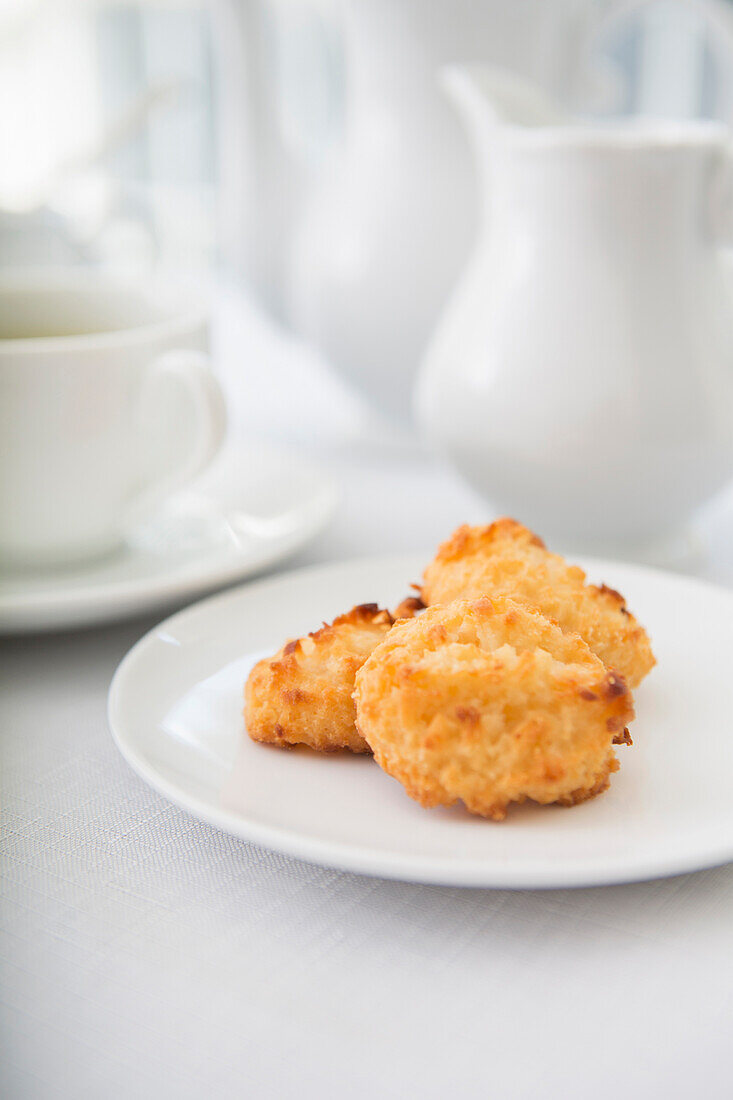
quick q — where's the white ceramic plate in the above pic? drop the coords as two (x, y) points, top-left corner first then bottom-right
(0, 442), (337, 633)
(108, 553), (733, 888)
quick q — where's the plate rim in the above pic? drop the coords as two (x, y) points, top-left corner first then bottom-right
(108, 551), (733, 889)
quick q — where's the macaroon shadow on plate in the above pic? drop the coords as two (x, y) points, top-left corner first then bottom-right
(108, 553), (733, 889)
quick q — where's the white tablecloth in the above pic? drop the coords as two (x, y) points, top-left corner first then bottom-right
(3, 286), (733, 1099)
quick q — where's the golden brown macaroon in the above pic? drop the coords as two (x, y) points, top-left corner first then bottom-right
(420, 519), (655, 687)
(245, 600), (418, 753)
(354, 596), (634, 820)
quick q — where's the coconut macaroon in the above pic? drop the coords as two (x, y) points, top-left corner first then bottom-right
(245, 601), (419, 754)
(420, 519), (655, 687)
(354, 597), (634, 821)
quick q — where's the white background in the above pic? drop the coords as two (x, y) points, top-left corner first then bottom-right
(3, 286), (733, 1099)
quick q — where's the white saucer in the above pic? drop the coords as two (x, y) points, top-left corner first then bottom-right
(108, 553), (733, 889)
(0, 442), (337, 633)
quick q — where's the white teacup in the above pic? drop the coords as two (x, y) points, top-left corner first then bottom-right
(0, 271), (226, 568)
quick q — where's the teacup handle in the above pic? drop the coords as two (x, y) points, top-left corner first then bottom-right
(131, 348), (227, 521)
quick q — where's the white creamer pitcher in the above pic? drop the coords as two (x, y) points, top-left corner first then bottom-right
(416, 66), (733, 553)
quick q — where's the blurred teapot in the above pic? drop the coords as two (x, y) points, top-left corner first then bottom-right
(287, 0), (619, 422)
(286, 0), (733, 425)
(416, 65), (733, 553)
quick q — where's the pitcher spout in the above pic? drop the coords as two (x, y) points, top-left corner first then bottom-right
(440, 64), (565, 148)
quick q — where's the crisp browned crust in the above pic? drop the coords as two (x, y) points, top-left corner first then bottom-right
(244, 604), (394, 753)
(244, 599), (424, 754)
(420, 519), (655, 687)
(354, 596), (634, 820)
(393, 595), (425, 619)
